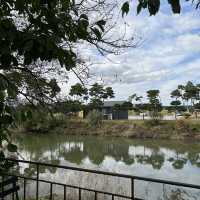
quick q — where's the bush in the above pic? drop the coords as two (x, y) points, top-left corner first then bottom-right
(183, 112), (191, 119)
(49, 113), (67, 128)
(149, 111), (163, 120)
(87, 110), (102, 127)
(23, 112), (67, 133)
(175, 119), (190, 132)
(144, 119), (160, 127)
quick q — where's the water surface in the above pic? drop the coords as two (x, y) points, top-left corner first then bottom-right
(14, 134), (200, 199)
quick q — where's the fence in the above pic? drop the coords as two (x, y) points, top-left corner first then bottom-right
(1, 158), (200, 200)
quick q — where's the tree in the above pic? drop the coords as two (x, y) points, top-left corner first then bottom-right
(53, 100), (83, 114)
(121, 101), (133, 110)
(171, 89), (181, 100)
(0, 0), (135, 169)
(122, 0), (200, 17)
(146, 90), (162, 120)
(128, 93), (143, 104)
(184, 81), (198, 110)
(170, 100), (181, 119)
(69, 83), (88, 102)
(170, 89), (182, 119)
(89, 83), (115, 108)
(104, 87), (115, 99)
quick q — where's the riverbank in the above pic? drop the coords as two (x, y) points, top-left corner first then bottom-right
(13, 118), (200, 140)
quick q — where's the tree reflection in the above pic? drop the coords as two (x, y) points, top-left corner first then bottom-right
(14, 134), (200, 175)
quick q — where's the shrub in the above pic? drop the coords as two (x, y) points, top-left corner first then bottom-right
(87, 110), (102, 127)
(144, 119), (160, 127)
(183, 112), (191, 119)
(175, 119), (190, 132)
(149, 111), (163, 120)
(23, 112), (67, 133)
(48, 113), (67, 128)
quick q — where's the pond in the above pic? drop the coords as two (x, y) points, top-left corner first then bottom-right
(13, 134), (200, 199)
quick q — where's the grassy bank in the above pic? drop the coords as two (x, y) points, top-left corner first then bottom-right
(13, 115), (200, 140)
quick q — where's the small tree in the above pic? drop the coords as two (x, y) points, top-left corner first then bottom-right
(89, 83), (115, 108)
(69, 83), (88, 102)
(146, 90), (162, 120)
(170, 100), (181, 119)
(87, 110), (102, 128)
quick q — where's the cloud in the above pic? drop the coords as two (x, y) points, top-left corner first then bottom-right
(66, 1), (200, 105)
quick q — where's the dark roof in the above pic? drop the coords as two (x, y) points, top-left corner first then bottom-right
(103, 101), (126, 107)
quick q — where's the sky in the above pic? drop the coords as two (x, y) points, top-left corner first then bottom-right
(62, 1), (200, 105)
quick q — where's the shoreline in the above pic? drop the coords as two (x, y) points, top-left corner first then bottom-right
(13, 119), (200, 140)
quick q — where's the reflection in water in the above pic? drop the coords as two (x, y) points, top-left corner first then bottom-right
(14, 134), (200, 199)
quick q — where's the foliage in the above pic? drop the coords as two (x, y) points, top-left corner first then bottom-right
(175, 119), (190, 132)
(170, 100), (181, 119)
(146, 90), (162, 120)
(53, 100), (83, 114)
(113, 102), (133, 111)
(69, 83), (88, 101)
(22, 111), (66, 133)
(171, 89), (181, 100)
(128, 93), (143, 104)
(0, 91), (20, 170)
(144, 119), (160, 127)
(69, 82), (115, 109)
(0, 0), (137, 168)
(122, 0), (200, 16)
(87, 110), (103, 128)
(89, 83), (115, 108)
(183, 112), (191, 119)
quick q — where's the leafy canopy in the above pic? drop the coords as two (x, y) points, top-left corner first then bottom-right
(0, 0), (135, 168)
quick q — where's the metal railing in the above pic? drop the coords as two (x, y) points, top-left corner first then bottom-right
(1, 158), (200, 200)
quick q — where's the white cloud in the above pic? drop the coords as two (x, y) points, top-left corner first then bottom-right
(65, 2), (200, 104)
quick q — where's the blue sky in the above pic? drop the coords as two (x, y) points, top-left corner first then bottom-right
(63, 1), (200, 105)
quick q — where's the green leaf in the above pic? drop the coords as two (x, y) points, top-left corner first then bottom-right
(137, 3), (143, 15)
(79, 14), (88, 20)
(0, 102), (4, 114)
(121, 2), (129, 17)
(148, 0), (160, 15)
(91, 28), (101, 40)
(7, 85), (18, 99)
(96, 20), (106, 32)
(21, 111), (27, 122)
(24, 40), (33, 51)
(168, 0), (181, 14)
(0, 91), (5, 101)
(0, 151), (5, 161)
(16, 0), (25, 12)
(0, 114), (13, 124)
(26, 110), (32, 119)
(7, 143), (17, 152)
(24, 53), (32, 65)
(96, 20), (106, 26)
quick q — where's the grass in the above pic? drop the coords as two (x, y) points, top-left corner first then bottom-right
(12, 113), (200, 140)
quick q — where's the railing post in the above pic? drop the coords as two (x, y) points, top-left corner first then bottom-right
(24, 179), (26, 200)
(50, 183), (53, 200)
(79, 188), (81, 200)
(131, 178), (134, 200)
(36, 164), (39, 200)
(94, 192), (97, 200)
(64, 185), (66, 200)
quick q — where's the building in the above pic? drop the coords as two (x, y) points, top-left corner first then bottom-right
(102, 101), (128, 120)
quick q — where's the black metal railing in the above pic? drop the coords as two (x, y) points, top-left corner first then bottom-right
(1, 158), (200, 200)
